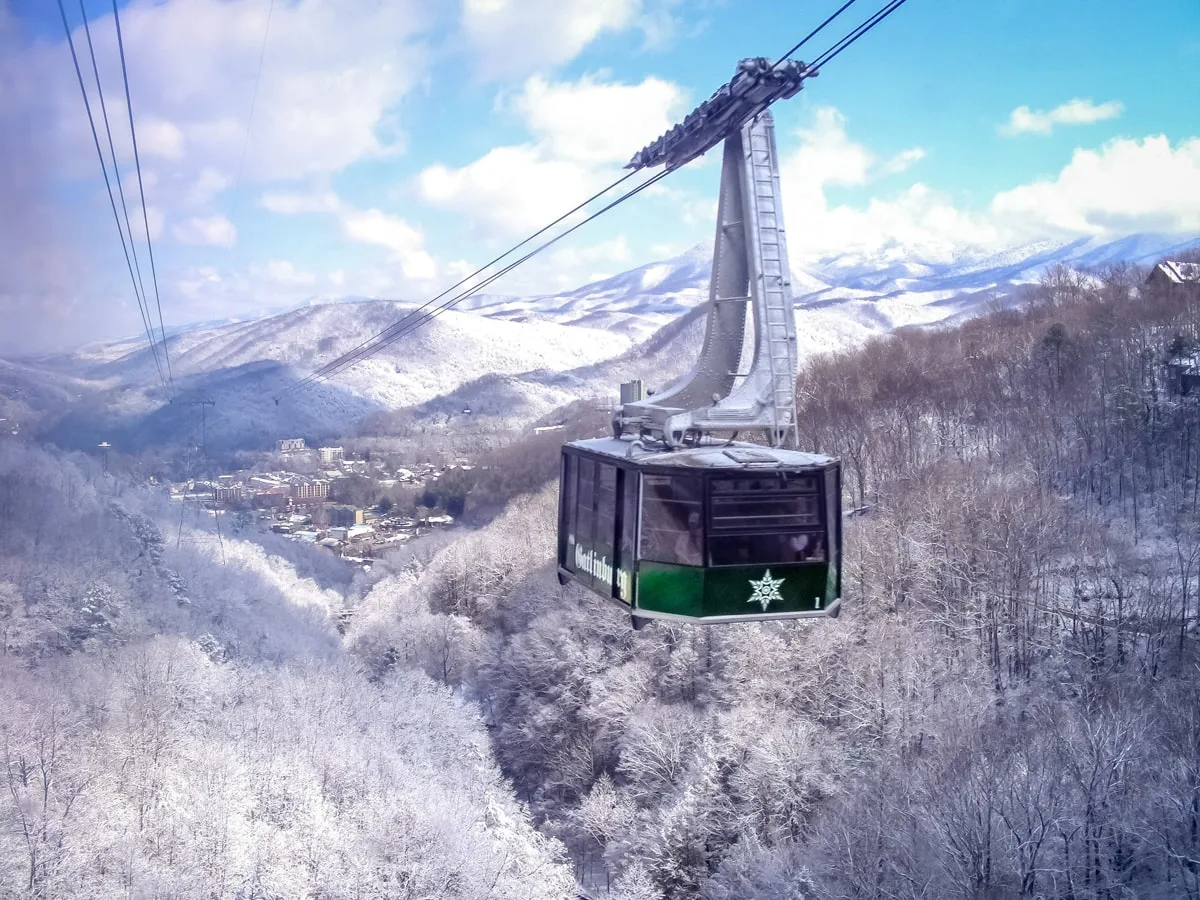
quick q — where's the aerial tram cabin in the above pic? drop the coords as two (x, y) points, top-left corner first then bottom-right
(558, 439), (840, 623)
(556, 59), (843, 626)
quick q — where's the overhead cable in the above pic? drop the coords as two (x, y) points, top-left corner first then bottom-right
(56, 0), (167, 390)
(280, 168), (668, 395)
(283, 169), (642, 394)
(78, 0), (163, 380)
(771, 0), (860, 69)
(283, 0), (914, 392)
(806, 0), (910, 72)
(232, 0), (276, 202)
(112, 0), (175, 392)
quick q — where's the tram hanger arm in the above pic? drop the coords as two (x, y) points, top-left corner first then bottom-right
(625, 58), (811, 172)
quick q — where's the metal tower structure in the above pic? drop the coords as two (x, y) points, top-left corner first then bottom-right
(613, 59), (809, 448)
(174, 395), (226, 564)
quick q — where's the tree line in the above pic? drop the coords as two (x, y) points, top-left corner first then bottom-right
(349, 261), (1200, 898)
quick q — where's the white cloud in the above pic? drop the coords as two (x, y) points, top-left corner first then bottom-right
(462, 0), (640, 78)
(515, 74), (686, 164)
(125, 0), (429, 179)
(882, 147), (926, 174)
(444, 259), (476, 283)
(420, 145), (599, 236)
(783, 107), (875, 217)
(262, 190), (435, 281)
(183, 168), (232, 208)
(547, 234), (631, 268)
(780, 111), (1200, 264)
(418, 73), (685, 238)
(9, 0), (430, 186)
(0, 0), (433, 349)
(260, 191), (339, 215)
(173, 259), (330, 322)
(340, 208), (436, 280)
(255, 259), (317, 286)
(135, 205), (165, 242)
(172, 214), (237, 247)
(990, 135), (1200, 236)
(1001, 98), (1124, 136)
(139, 116), (186, 160)
(460, 233), (637, 296)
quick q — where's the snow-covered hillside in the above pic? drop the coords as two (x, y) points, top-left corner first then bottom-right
(11, 230), (1199, 451)
(465, 231), (1200, 340)
(38, 300), (631, 453)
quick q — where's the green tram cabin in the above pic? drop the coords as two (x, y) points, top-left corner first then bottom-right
(557, 438), (841, 624)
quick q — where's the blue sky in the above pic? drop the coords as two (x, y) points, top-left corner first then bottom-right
(1, 0), (1197, 354)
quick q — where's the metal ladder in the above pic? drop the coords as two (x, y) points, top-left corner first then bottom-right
(614, 111), (801, 448)
(744, 118), (798, 446)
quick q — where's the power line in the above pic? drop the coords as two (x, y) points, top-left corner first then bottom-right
(282, 168), (641, 395)
(747, 0), (900, 145)
(56, 0), (167, 390)
(232, 0), (275, 208)
(284, 169), (671, 393)
(807, 0), (911, 72)
(282, 0), (914, 394)
(283, 169), (655, 393)
(112, 0), (175, 393)
(772, 0), (860, 68)
(78, 0), (165, 388)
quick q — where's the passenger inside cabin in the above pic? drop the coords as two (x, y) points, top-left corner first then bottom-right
(673, 511), (703, 565)
(789, 533), (825, 562)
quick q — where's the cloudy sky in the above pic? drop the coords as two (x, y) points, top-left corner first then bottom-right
(1, 0), (1197, 355)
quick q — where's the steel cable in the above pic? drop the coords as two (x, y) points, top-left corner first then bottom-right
(283, 0), (914, 393)
(56, 0), (168, 390)
(112, 0), (175, 392)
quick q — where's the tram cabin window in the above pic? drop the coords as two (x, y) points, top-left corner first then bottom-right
(708, 473), (826, 567)
(641, 473), (703, 566)
(559, 454), (577, 561)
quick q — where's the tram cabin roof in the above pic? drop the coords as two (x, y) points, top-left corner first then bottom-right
(566, 437), (835, 470)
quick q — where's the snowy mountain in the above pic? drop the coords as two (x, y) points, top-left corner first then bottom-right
(8, 230), (1198, 453)
(464, 231), (1200, 340)
(36, 300), (631, 454)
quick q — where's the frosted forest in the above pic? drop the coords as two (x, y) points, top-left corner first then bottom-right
(4, 265), (1200, 899)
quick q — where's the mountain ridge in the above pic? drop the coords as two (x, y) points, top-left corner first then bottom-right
(6, 230), (1198, 454)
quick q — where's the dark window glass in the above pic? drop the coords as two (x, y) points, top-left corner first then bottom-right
(708, 471), (826, 566)
(825, 466), (840, 566)
(619, 470), (638, 566)
(595, 464), (617, 592)
(561, 454), (577, 558)
(576, 457), (596, 545)
(597, 464), (617, 537)
(711, 494), (819, 531)
(709, 531), (826, 566)
(712, 475), (818, 493)
(641, 473), (703, 565)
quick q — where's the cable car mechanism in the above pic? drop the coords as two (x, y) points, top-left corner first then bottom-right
(557, 58), (842, 626)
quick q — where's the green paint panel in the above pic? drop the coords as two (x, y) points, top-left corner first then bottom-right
(704, 565), (832, 617)
(636, 562), (834, 618)
(638, 564), (707, 617)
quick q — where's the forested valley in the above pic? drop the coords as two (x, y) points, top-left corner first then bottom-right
(350, 263), (1200, 899)
(0, 449), (574, 896)
(5, 262), (1200, 899)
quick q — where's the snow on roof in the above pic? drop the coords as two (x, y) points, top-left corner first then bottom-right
(1154, 261), (1200, 284)
(569, 436), (836, 469)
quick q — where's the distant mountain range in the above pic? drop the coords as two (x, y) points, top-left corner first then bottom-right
(5, 231), (1198, 455)
(464, 231), (1200, 340)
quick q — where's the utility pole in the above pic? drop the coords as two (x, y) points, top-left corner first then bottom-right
(179, 396), (216, 458)
(175, 394), (225, 564)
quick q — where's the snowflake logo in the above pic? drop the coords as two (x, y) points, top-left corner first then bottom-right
(747, 570), (786, 611)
